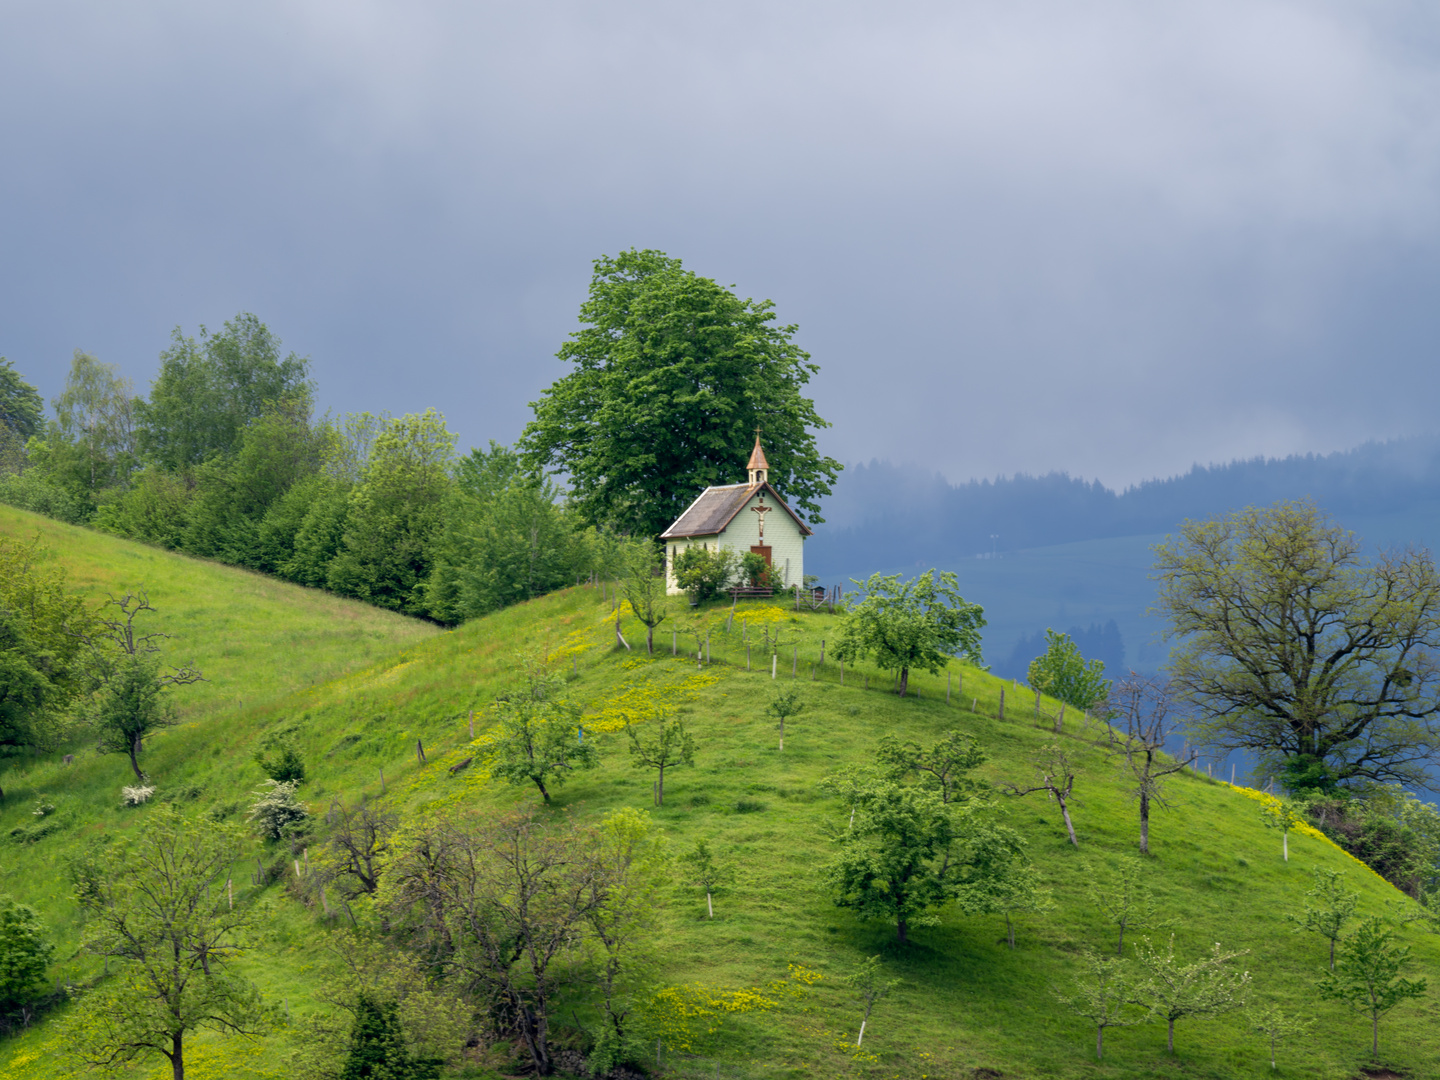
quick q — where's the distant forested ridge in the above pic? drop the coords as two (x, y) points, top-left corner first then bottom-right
(811, 438), (1440, 576)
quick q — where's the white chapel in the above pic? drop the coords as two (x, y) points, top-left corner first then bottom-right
(660, 434), (812, 595)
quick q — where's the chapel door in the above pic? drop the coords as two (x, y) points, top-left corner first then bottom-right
(750, 545), (772, 566)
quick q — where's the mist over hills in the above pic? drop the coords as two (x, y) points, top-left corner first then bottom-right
(807, 435), (1440, 680)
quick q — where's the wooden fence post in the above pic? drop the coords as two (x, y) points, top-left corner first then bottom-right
(999, 687), (1005, 722)
(417, 739), (426, 765)
(468, 710), (474, 739)
(819, 640), (825, 666)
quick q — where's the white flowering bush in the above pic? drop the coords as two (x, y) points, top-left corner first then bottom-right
(121, 785), (156, 807)
(248, 778), (309, 840)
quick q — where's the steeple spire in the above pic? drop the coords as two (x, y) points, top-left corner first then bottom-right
(747, 429), (770, 485)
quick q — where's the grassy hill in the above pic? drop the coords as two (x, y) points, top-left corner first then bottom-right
(1, 507), (1437, 1080)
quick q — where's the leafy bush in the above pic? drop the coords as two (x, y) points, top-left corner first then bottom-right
(255, 737), (306, 784)
(0, 473), (91, 524)
(248, 778), (310, 841)
(0, 894), (54, 1012)
(674, 546), (739, 603)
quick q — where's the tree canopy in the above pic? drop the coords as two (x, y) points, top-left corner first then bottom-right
(136, 314), (311, 470)
(0, 359), (43, 441)
(519, 249), (841, 538)
(833, 570), (986, 697)
(1154, 500), (1440, 792)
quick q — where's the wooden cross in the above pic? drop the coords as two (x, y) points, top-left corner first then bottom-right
(751, 497), (772, 538)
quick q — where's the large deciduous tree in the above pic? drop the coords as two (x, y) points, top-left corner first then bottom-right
(326, 410), (455, 615)
(833, 571), (985, 697)
(519, 249), (841, 538)
(136, 313), (311, 470)
(1154, 501), (1440, 792)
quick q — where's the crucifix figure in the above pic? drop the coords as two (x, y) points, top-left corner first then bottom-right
(751, 496), (772, 538)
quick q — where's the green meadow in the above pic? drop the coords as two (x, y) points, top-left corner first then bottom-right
(1, 504), (1437, 1079)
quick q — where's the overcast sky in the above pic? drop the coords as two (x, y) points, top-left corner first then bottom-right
(4, 1), (1439, 490)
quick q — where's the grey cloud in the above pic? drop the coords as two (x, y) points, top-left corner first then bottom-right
(4, 1), (1440, 490)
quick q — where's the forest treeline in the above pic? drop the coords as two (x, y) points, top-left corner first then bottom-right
(0, 315), (611, 624)
(812, 439), (1440, 574)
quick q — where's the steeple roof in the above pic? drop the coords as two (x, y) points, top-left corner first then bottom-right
(747, 434), (770, 472)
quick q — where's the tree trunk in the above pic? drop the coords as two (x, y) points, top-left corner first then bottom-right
(1283, 831), (1288, 862)
(647, 625), (654, 654)
(897, 916), (908, 943)
(128, 737), (145, 782)
(1167, 1017), (1175, 1053)
(898, 667), (909, 697)
(172, 1032), (184, 1080)
(706, 891), (713, 918)
(1138, 790), (1151, 855)
(779, 720), (784, 751)
(1116, 920), (1125, 958)
(1329, 937), (1336, 971)
(1058, 797), (1079, 846)
(657, 764), (664, 806)
(519, 1006), (552, 1076)
(1372, 1012), (1379, 1060)
(535, 776), (551, 803)
(1096, 1024), (1104, 1060)
(1006, 911), (1015, 948)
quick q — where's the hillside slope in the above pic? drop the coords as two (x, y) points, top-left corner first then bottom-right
(0, 518), (1436, 1080)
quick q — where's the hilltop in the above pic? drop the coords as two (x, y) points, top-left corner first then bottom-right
(0, 505), (1436, 1080)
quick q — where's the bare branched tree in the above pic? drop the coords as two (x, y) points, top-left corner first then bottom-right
(1101, 674), (1195, 855)
(1003, 743), (1081, 846)
(321, 800), (399, 899)
(379, 810), (642, 1077)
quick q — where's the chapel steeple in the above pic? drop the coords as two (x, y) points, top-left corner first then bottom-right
(747, 431), (770, 485)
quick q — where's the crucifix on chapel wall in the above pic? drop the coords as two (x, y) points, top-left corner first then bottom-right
(751, 496), (771, 538)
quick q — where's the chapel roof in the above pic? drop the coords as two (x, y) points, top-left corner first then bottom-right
(660, 481), (812, 540)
